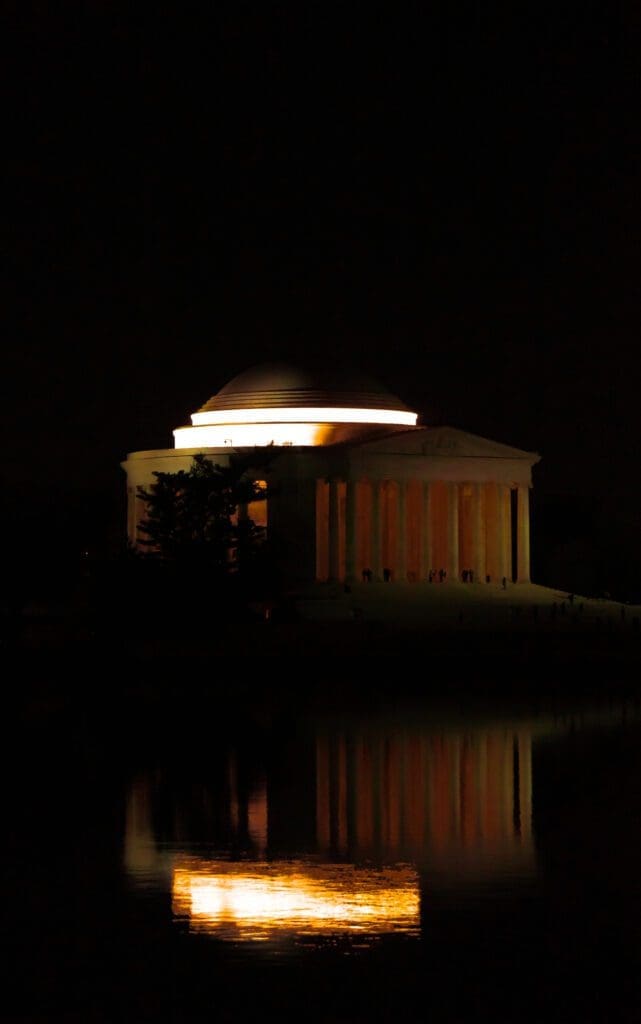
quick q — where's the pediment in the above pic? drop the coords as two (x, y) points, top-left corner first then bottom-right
(357, 426), (540, 461)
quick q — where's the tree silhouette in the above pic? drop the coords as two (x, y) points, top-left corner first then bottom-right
(134, 450), (277, 617)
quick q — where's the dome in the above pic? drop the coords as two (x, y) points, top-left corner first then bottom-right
(173, 360), (417, 449)
(197, 361), (412, 414)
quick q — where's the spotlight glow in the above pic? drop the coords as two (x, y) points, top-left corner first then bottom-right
(174, 423), (331, 448)
(191, 407), (417, 426)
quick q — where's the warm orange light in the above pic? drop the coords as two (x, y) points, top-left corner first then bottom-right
(174, 404), (416, 448)
(174, 423), (333, 448)
(191, 407), (417, 426)
(172, 857), (420, 940)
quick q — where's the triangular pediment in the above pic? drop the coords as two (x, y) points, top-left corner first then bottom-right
(356, 426), (540, 461)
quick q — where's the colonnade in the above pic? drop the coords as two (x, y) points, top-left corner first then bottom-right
(316, 478), (532, 584)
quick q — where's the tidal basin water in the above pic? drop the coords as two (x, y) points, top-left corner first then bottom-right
(7, 689), (641, 1022)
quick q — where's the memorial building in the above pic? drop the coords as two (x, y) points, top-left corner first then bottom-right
(121, 361), (540, 587)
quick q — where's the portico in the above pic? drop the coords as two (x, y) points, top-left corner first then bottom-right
(300, 425), (537, 585)
(317, 477), (531, 585)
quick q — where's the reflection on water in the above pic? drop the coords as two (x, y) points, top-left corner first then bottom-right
(124, 698), (641, 965)
(124, 706), (577, 948)
(8, 693), (641, 1023)
(314, 726), (533, 879)
(172, 858), (420, 941)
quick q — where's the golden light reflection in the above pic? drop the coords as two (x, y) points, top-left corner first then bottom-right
(172, 857), (420, 940)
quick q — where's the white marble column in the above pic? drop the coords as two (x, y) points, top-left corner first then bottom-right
(420, 481), (432, 580)
(496, 483), (510, 582)
(371, 480), (383, 582)
(447, 482), (459, 581)
(472, 482), (486, 582)
(396, 480), (407, 582)
(328, 477), (341, 582)
(345, 479), (358, 584)
(516, 485), (531, 583)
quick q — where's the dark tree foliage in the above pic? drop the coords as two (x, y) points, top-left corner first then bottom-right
(133, 450), (278, 620)
(137, 452), (268, 570)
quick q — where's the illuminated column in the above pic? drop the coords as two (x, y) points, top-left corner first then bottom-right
(447, 483), (459, 580)
(328, 477), (341, 582)
(473, 483), (486, 582)
(345, 479), (358, 584)
(496, 483), (509, 582)
(397, 480), (407, 582)
(419, 481), (432, 580)
(371, 480), (383, 581)
(419, 481), (434, 581)
(516, 485), (531, 583)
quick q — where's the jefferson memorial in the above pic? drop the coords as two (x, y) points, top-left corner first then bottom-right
(122, 362), (540, 587)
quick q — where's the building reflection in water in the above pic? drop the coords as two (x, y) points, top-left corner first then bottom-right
(125, 714), (542, 945)
(315, 726), (533, 878)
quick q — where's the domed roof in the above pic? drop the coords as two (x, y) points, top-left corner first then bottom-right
(197, 360), (412, 414)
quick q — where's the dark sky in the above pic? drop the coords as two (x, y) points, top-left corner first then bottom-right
(5, 3), (641, 552)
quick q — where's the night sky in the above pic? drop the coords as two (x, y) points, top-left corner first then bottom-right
(5, 4), (641, 587)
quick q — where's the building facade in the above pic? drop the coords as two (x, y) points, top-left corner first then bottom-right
(122, 362), (540, 587)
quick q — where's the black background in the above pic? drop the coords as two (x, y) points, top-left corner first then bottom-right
(4, 2), (641, 596)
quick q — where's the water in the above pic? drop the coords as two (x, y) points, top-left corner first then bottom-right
(6, 689), (641, 1022)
